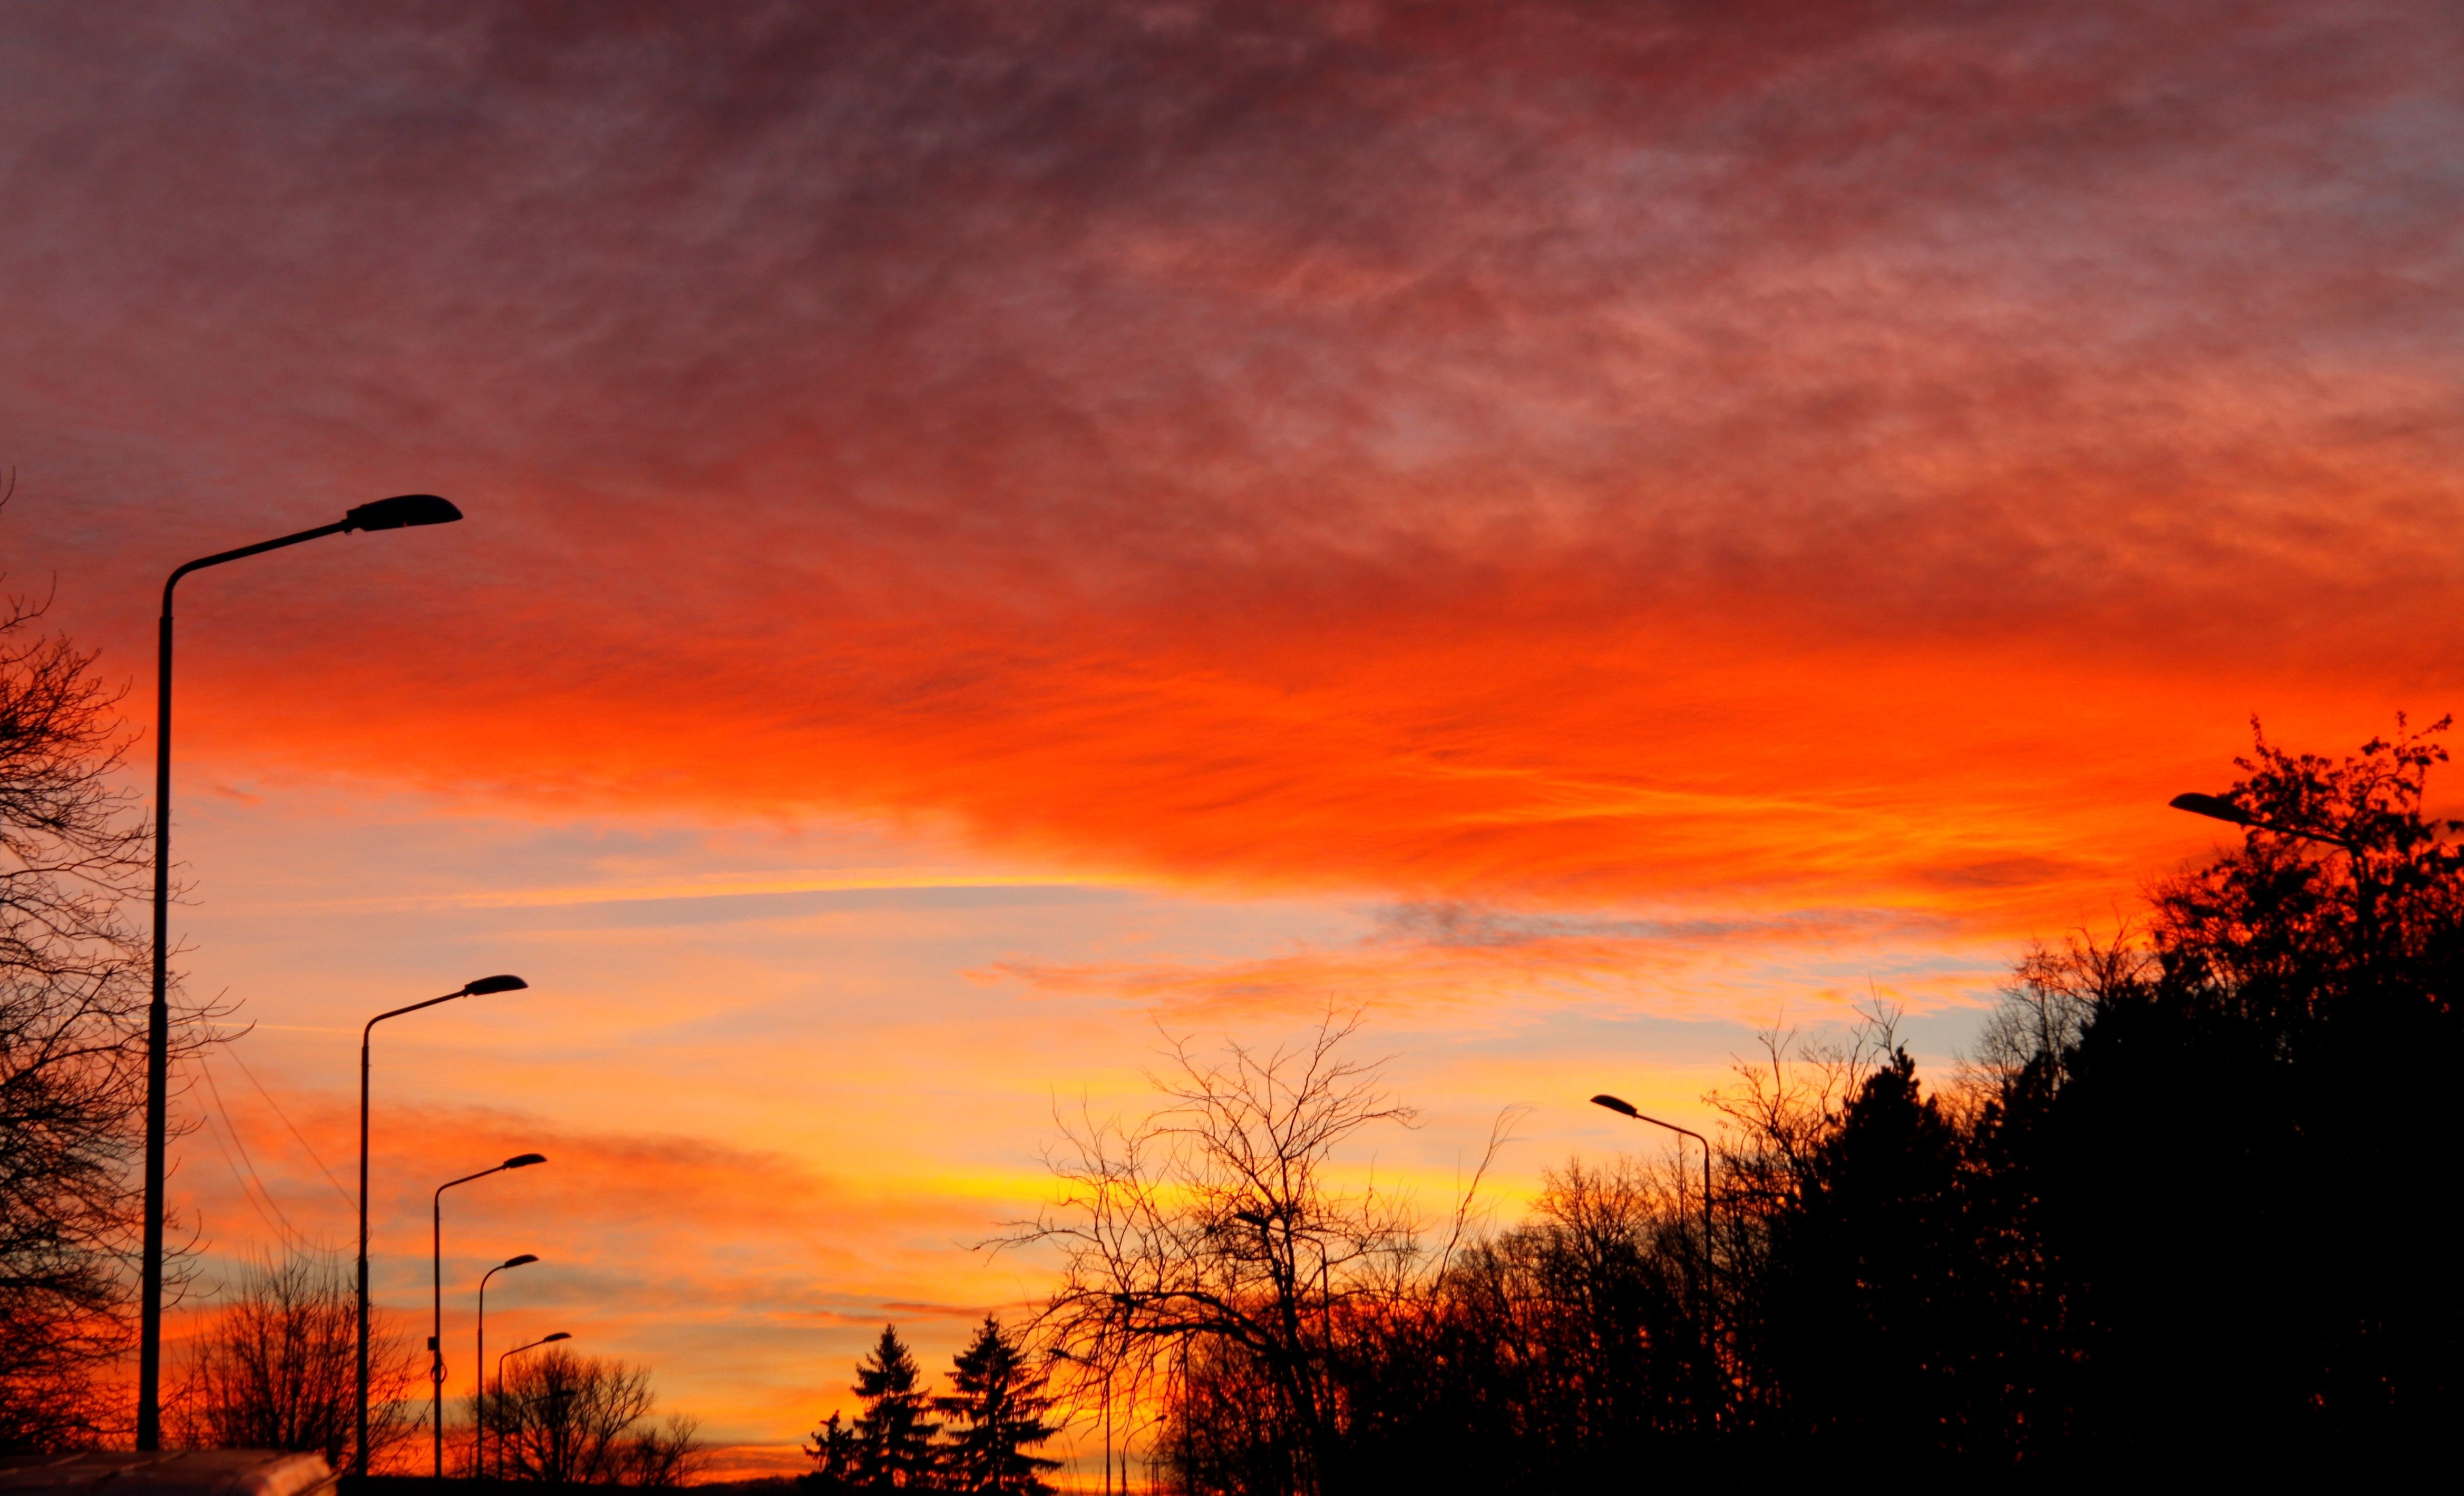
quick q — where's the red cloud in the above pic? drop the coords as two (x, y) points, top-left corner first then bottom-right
(1, 0), (2454, 930)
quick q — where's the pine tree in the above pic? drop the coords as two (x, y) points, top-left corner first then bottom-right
(933, 1317), (1061, 1496)
(802, 1412), (859, 1493)
(850, 1324), (940, 1490)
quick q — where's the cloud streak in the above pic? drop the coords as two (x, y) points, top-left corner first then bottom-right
(985, 894), (2000, 1024)
(5, 1), (2458, 924)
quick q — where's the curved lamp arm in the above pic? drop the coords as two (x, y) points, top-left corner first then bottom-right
(142, 495), (463, 1452)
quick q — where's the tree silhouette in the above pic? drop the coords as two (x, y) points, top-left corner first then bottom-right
(996, 1014), (1493, 1494)
(480, 1345), (697, 1485)
(850, 1324), (940, 1490)
(934, 1316), (1060, 1495)
(1758, 1048), (1996, 1458)
(803, 1411), (860, 1493)
(2010, 717), (2464, 1465)
(169, 1251), (419, 1472)
(3, 578), (199, 1450)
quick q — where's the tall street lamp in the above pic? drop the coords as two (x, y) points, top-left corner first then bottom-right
(495, 1332), (572, 1481)
(476, 1254), (540, 1479)
(1592, 1092), (1718, 1427)
(1590, 1094), (1712, 1263)
(139, 493), (464, 1450)
(358, 975), (530, 1475)
(2171, 790), (2379, 958)
(2169, 791), (2360, 852)
(434, 1156), (548, 1478)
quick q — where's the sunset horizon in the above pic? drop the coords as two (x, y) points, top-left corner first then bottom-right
(5, 2), (2459, 1488)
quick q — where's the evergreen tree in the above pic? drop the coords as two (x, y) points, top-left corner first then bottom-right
(933, 1317), (1061, 1495)
(802, 1412), (859, 1494)
(850, 1324), (940, 1490)
(1760, 1049), (1998, 1458)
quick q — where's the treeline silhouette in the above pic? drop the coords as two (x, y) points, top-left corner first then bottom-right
(1009, 722), (2463, 1489)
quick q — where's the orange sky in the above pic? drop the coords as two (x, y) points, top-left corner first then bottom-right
(4, 0), (2461, 1479)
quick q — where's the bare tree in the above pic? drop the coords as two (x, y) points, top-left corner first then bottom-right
(1, 570), (188, 1450)
(998, 1012), (1504, 1496)
(1708, 1006), (1904, 1210)
(484, 1346), (697, 1485)
(168, 1251), (420, 1471)
(1311, 1158), (1704, 1488)
(620, 1413), (706, 1490)
(1958, 927), (2151, 1102)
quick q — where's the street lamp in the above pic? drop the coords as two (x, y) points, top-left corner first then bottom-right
(495, 1332), (572, 1482)
(1592, 1092), (1718, 1426)
(477, 1255), (540, 1479)
(1590, 1094), (1712, 1259)
(2171, 788), (2381, 966)
(2168, 791), (2360, 852)
(434, 1156), (548, 1478)
(358, 976), (530, 1475)
(139, 493), (464, 1450)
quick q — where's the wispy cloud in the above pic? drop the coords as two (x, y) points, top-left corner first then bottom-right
(985, 895), (1993, 1020)
(5, 0), (2456, 923)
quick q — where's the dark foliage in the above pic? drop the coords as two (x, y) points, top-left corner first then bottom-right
(823, 1325), (940, 1492)
(933, 1317), (1060, 1495)
(2006, 718), (2464, 1469)
(1756, 1049), (1999, 1459)
(805, 1318), (1065, 1495)
(802, 1413), (858, 1492)
(1020, 720), (2464, 1490)
(1328, 1161), (1708, 1491)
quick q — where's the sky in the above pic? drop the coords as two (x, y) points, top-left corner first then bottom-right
(3, 0), (2460, 1479)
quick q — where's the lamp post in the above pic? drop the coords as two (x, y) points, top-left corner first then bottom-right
(1590, 1094), (1712, 1267)
(358, 976), (530, 1475)
(2170, 790), (2379, 960)
(477, 1254), (539, 1479)
(434, 1156), (548, 1478)
(1592, 1092), (1717, 1427)
(138, 493), (464, 1450)
(494, 1332), (571, 1482)
(2167, 791), (2360, 853)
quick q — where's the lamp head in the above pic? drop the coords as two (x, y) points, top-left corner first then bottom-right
(461, 975), (529, 997)
(503, 1153), (548, 1170)
(342, 494), (462, 532)
(543, 1332), (571, 1344)
(1590, 1094), (1641, 1119)
(2169, 792), (2255, 827)
(502, 1253), (540, 1269)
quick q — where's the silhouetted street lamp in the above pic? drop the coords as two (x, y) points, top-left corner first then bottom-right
(358, 975), (529, 1475)
(434, 1155), (548, 1478)
(1593, 1092), (1718, 1426)
(495, 1332), (572, 1481)
(2172, 788), (2387, 962)
(1590, 1094), (1712, 1259)
(138, 494), (464, 1450)
(477, 1254), (539, 1479)
(2169, 791), (2360, 852)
